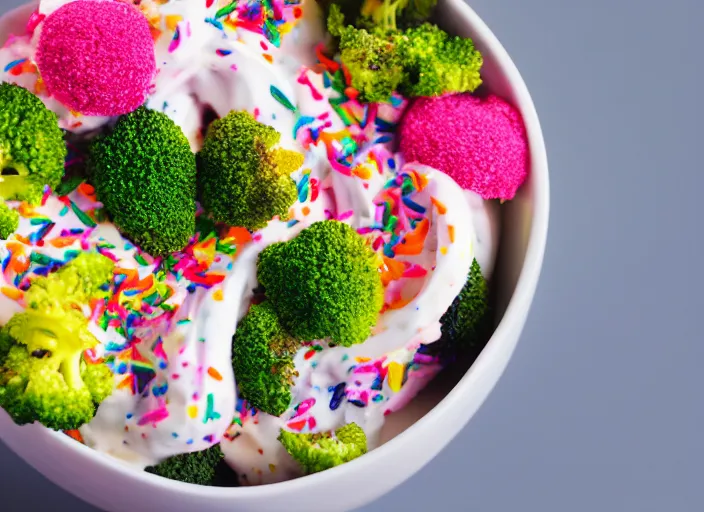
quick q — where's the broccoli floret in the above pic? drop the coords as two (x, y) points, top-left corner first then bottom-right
(438, 258), (490, 353)
(279, 422), (368, 474)
(0, 202), (19, 240)
(337, 22), (405, 103)
(257, 220), (384, 347)
(0, 252), (116, 430)
(395, 23), (483, 97)
(0, 83), (66, 205)
(232, 302), (299, 416)
(145, 444), (235, 486)
(88, 106), (197, 256)
(197, 111), (302, 231)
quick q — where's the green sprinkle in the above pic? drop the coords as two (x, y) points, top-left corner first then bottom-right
(215, 1), (237, 19)
(29, 252), (54, 266)
(69, 200), (97, 227)
(55, 175), (84, 197)
(134, 253), (149, 266)
(270, 85), (297, 112)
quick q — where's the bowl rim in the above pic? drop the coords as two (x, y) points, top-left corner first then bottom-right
(0, 0), (550, 499)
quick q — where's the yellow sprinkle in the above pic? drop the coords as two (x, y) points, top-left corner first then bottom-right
(187, 405), (198, 419)
(165, 14), (183, 31)
(447, 225), (455, 243)
(1, 287), (22, 301)
(440, 247), (448, 255)
(212, 289), (224, 302)
(269, 464), (277, 473)
(387, 362), (404, 392)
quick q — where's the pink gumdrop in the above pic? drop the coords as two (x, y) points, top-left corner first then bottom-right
(36, 0), (156, 116)
(399, 93), (529, 201)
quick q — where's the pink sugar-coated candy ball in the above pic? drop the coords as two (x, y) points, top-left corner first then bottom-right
(399, 93), (529, 201)
(36, 0), (156, 117)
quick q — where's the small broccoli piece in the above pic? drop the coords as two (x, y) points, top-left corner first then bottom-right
(0, 202), (19, 240)
(0, 83), (66, 205)
(197, 111), (302, 231)
(438, 258), (490, 353)
(279, 422), (368, 474)
(232, 302), (299, 416)
(395, 23), (483, 97)
(0, 252), (116, 430)
(257, 220), (384, 347)
(88, 106), (197, 256)
(145, 444), (233, 486)
(337, 22), (405, 103)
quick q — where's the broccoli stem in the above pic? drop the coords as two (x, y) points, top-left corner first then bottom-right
(60, 351), (85, 390)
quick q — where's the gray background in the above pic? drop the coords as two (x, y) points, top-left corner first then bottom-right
(1, 0), (703, 510)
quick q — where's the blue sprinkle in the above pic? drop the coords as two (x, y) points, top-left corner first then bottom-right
(329, 383), (345, 410)
(171, 432), (179, 438)
(348, 399), (366, 408)
(402, 196), (426, 214)
(3, 58), (26, 72)
(205, 17), (224, 30)
(387, 158), (396, 170)
(126, 413), (133, 419)
(186, 438), (194, 445)
(374, 135), (393, 144)
(159, 361), (168, 370)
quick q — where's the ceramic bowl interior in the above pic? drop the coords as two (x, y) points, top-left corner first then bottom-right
(0, 1), (549, 511)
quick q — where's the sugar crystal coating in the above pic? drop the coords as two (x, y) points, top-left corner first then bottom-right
(36, 0), (156, 116)
(399, 93), (529, 200)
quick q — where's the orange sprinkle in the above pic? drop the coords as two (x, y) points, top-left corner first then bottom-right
(387, 295), (413, 310)
(344, 87), (359, 100)
(448, 225), (455, 243)
(430, 196), (447, 215)
(64, 430), (84, 444)
(355, 356), (371, 363)
(224, 226), (252, 245)
(78, 182), (96, 198)
(212, 289), (224, 301)
(149, 25), (162, 42)
(380, 256), (405, 286)
(301, 206), (311, 216)
(50, 237), (78, 249)
(207, 367), (223, 381)
(341, 64), (352, 85)
(394, 218), (429, 256)
(165, 14), (182, 31)
(1, 287), (22, 301)
(352, 164), (372, 180)
(34, 78), (46, 95)
(263, 53), (273, 64)
(18, 202), (37, 218)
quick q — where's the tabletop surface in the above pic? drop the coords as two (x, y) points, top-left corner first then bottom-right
(1, 0), (703, 511)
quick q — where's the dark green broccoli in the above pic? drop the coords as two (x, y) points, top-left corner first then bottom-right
(279, 422), (368, 474)
(0, 252), (116, 430)
(438, 258), (490, 353)
(0, 203), (19, 240)
(358, 0), (437, 31)
(395, 23), (483, 98)
(145, 444), (236, 486)
(196, 111), (303, 231)
(257, 220), (384, 347)
(326, 3), (482, 102)
(232, 302), (298, 416)
(88, 106), (197, 256)
(0, 83), (66, 205)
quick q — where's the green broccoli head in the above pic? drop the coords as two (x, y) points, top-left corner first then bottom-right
(395, 23), (483, 97)
(337, 22), (405, 103)
(0, 252), (116, 430)
(145, 444), (235, 486)
(88, 106), (197, 257)
(439, 258), (490, 353)
(0, 202), (19, 240)
(0, 83), (66, 205)
(196, 110), (302, 231)
(257, 220), (384, 347)
(279, 422), (368, 474)
(232, 301), (299, 417)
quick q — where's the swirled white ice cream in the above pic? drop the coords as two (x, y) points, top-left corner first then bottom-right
(0, 0), (500, 484)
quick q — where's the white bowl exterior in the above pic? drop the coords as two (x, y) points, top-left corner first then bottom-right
(0, 1), (550, 511)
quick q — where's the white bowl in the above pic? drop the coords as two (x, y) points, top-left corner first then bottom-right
(0, 1), (550, 511)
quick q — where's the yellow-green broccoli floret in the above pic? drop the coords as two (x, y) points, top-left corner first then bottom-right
(0, 83), (66, 205)
(439, 258), (490, 353)
(0, 252), (116, 430)
(257, 220), (384, 347)
(145, 444), (236, 486)
(0, 202), (19, 240)
(279, 422), (368, 474)
(395, 23), (483, 98)
(197, 110), (303, 231)
(232, 302), (299, 416)
(326, 5), (482, 102)
(88, 106), (197, 256)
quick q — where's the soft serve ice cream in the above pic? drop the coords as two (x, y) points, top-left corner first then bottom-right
(0, 0), (525, 486)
